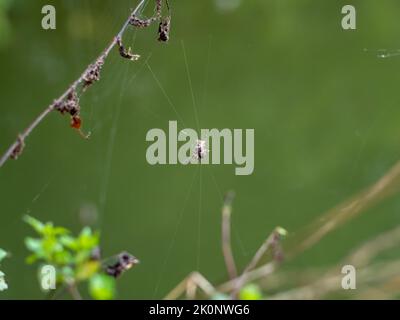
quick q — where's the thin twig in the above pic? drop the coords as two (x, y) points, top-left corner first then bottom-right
(66, 283), (83, 300)
(268, 225), (400, 299)
(217, 207), (400, 295)
(228, 159), (400, 292)
(221, 191), (237, 280)
(347, 225), (400, 267)
(167, 156), (400, 299)
(164, 272), (217, 300)
(0, 0), (168, 168)
(268, 260), (400, 300)
(231, 227), (286, 298)
(217, 262), (276, 293)
(291, 159), (400, 256)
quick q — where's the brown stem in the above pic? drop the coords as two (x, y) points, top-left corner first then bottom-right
(164, 272), (216, 300)
(221, 191), (237, 280)
(66, 283), (83, 300)
(231, 228), (283, 298)
(0, 0), (152, 168)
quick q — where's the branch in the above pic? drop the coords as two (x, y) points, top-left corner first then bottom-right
(221, 191), (237, 280)
(292, 158), (400, 256)
(346, 225), (400, 268)
(267, 260), (400, 300)
(66, 281), (83, 300)
(268, 226), (400, 299)
(164, 272), (217, 300)
(231, 226), (287, 298)
(0, 0), (170, 168)
(217, 262), (276, 294)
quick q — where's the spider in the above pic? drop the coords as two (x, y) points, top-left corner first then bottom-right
(193, 139), (208, 162)
(180, 130), (209, 164)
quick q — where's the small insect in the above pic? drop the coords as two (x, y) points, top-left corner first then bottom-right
(70, 115), (82, 129)
(193, 139), (208, 162)
(158, 16), (171, 42)
(70, 115), (91, 139)
(116, 37), (140, 61)
(104, 251), (140, 278)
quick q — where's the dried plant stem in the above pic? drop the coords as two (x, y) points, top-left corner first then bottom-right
(231, 228), (283, 298)
(218, 197), (400, 296)
(268, 260), (400, 300)
(292, 159), (400, 256)
(66, 283), (83, 300)
(164, 272), (217, 300)
(268, 225), (400, 299)
(347, 225), (400, 267)
(221, 191), (237, 280)
(217, 262), (276, 293)
(166, 157), (400, 299)
(0, 0), (159, 169)
(241, 233), (276, 275)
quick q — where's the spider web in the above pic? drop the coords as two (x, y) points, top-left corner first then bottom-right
(18, 0), (249, 299)
(147, 35), (249, 297)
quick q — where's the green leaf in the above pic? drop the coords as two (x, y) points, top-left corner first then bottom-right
(74, 250), (91, 265)
(22, 215), (113, 297)
(42, 237), (63, 255)
(80, 227), (92, 238)
(53, 250), (73, 265)
(89, 274), (116, 300)
(59, 235), (79, 251)
(0, 249), (7, 262)
(239, 284), (263, 300)
(25, 237), (42, 253)
(78, 227), (99, 250)
(42, 222), (55, 236)
(42, 223), (69, 237)
(0, 276), (7, 291)
(24, 215), (45, 234)
(51, 227), (70, 236)
(76, 261), (100, 281)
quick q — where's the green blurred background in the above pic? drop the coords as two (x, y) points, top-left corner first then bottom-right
(1, 0), (400, 299)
